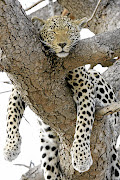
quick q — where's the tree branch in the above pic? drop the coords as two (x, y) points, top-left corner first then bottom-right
(58, 0), (100, 19)
(95, 101), (120, 120)
(25, 0), (44, 11)
(20, 164), (44, 180)
(65, 28), (120, 68)
(14, 163), (31, 169)
(58, 0), (120, 34)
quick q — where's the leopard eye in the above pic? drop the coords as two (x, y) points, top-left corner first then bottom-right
(47, 31), (56, 35)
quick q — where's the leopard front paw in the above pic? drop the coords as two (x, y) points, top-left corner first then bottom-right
(71, 140), (93, 173)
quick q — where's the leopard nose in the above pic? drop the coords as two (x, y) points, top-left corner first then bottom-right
(58, 43), (67, 48)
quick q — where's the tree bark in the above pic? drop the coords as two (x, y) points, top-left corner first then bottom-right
(58, 0), (120, 34)
(0, 0), (120, 179)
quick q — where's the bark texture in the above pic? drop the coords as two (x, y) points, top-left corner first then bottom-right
(0, 0), (120, 179)
(58, 0), (120, 34)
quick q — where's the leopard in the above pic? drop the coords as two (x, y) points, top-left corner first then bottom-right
(3, 15), (120, 180)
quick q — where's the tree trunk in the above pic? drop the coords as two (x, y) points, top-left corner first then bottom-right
(0, 0), (120, 179)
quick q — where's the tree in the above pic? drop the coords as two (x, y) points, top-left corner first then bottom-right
(0, 0), (120, 179)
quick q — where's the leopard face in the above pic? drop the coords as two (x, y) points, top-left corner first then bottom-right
(39, 16), (87, 58)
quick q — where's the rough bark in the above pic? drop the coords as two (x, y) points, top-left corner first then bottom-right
(58, 0), (120, 34)
(103, 59), (120, 99)
(0, 0), (120, 179)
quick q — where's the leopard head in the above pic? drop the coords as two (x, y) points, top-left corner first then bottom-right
(32, 16), (87, 58)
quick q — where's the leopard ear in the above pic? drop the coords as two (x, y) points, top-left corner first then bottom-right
(31, 17), (46, 25)
(74, 17), (88, 28)
(31, 17), (46, 31)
